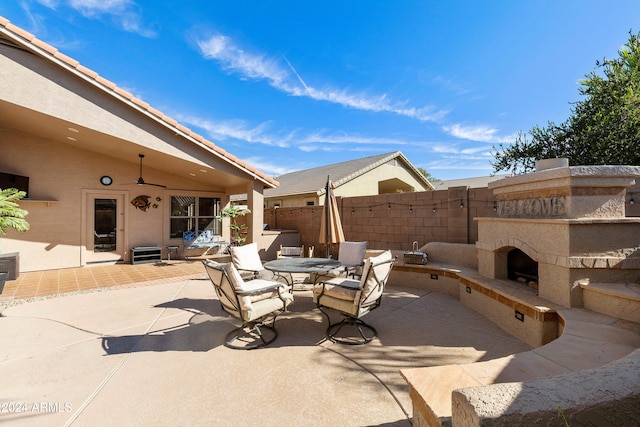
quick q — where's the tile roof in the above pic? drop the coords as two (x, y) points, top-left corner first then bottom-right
(0, 16), (277, 188)
(265, 151), (433, 198)
(431, 174), (512, 190)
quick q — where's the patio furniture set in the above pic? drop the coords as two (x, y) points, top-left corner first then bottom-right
(202, 241), (396, 349)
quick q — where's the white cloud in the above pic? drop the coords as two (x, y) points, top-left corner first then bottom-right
(35, 0), (60, 8)
(196, 33), (446, 122)
(432, 144), (490, 156)
(69, 0), (131, 14)
(442, 124), (516, 143)
(178, 111), (423, 152)
(178, 115), (291, 148)
(299, 131), (409, 146)
(242, 157), (294, 177)
(198, 35), (288, 83)
(65, 0), (156, 37)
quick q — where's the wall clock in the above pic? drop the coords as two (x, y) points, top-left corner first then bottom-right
(100, 175), (113, 186)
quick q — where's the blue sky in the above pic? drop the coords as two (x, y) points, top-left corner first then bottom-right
(2, 1), (639, 180)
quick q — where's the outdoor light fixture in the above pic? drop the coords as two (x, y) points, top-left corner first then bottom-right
(409, 205), (413, 213)
(432, 206), (437, 213)
(493, 202), (497, 211)
(460, 200), (464, 208)
(631, 198), (635, 205)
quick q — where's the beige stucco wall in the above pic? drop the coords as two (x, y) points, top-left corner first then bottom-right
(1, 127), (226, 271)
(266, 194), (318, 208)
(267, 160), (430, 208)
(333, 161), (427, 199)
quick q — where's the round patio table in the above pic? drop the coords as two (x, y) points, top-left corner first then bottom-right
(264, 257), (341, 289)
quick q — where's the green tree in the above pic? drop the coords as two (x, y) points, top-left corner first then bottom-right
(492, 31), (640, 174)
(221, 203), (251, 245)
(0, 188), (30, 234)
(417, 167), (441, 182)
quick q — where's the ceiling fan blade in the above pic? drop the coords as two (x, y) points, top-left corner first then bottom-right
(136, 153), (166, 188)
(145, 182), (167, 188)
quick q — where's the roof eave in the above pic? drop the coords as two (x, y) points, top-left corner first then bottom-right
(0, 17), (278, 189)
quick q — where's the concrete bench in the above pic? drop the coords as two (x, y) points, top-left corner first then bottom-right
(452, 348), (640, 426)
(401, 307), (640, 426)
(581, 281), (640, 323)
(389, 242), (640, 426)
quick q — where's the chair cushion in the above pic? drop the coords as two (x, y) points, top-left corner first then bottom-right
(338, 241), (367, 266)
(230, 242), (264, 272)
(313, 294), (360, 317)
(360, 250), (393, 305)
(221, 262), (254, 313)
(224, 263), (291, 315)
(246, 292), (294, 322)
(313, 277), (360, 301)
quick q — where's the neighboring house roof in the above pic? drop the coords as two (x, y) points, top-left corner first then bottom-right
(265, 151), (433, 198)
(431, 174), (512, 190)
(0, 16), (277, 189)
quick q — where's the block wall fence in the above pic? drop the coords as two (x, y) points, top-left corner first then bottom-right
(263, 186), (496, 256)
(263, 180), (640, 256)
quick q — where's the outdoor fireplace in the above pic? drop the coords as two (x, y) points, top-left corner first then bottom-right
(476, 160), (640, 308)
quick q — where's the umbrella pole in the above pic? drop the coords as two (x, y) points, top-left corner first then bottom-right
(325, 176), (330, 258)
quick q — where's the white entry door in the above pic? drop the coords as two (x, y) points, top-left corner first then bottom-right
(85, 193), (126, 264)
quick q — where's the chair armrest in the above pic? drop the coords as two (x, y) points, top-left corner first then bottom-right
(236, 281), (286, 296)
(332, 281), (361, 290)
(317, 277), (361, 290)
(344, 263), (364, 279)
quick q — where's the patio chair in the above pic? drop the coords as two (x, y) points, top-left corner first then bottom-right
(276, 245), (305, 259)
(318, 241), (368, 280)
(230, 242), (271, 280)
(313, 250), (395, 345)
(203, 259), (293, 350)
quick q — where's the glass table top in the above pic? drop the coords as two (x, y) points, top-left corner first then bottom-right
(263, 257), (341, 273)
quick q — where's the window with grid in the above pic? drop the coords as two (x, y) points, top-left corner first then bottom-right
(170, 196), (221, 238)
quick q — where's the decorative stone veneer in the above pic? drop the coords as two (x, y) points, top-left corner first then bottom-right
(477, 164), (640, 308)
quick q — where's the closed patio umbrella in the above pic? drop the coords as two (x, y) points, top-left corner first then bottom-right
(319, 175), (345, 258)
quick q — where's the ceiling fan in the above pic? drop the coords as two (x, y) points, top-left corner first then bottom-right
(135, 154), (166, 188)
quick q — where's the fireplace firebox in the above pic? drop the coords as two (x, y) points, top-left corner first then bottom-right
(507, 249), (538, 290)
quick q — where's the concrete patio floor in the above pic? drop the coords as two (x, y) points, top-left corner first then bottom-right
(0, 264), (531, 426)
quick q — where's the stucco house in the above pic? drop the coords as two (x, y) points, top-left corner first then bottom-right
(264, 151), (434, 208)
(0, 17), (278, 272)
